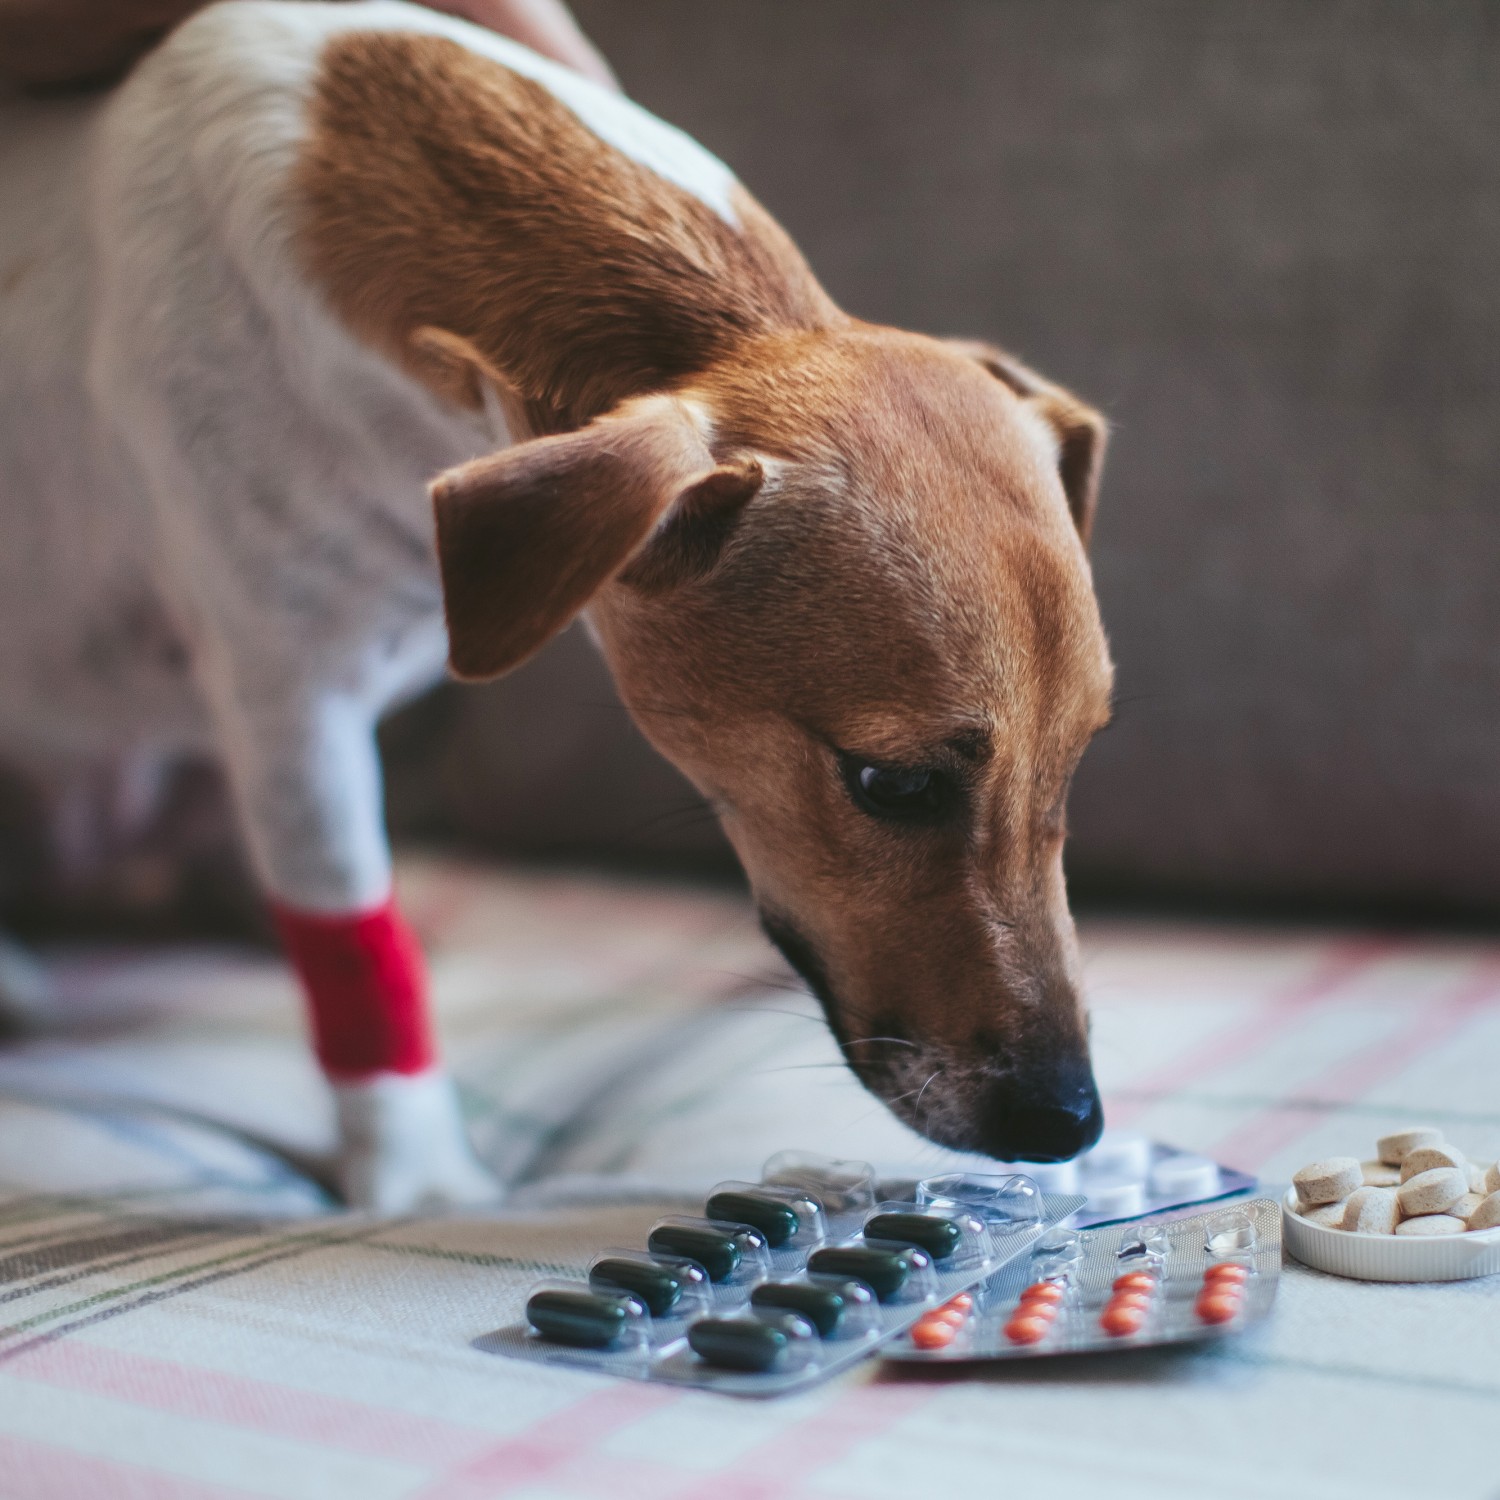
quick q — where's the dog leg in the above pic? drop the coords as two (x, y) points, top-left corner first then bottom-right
(209, 688), (500, 1213)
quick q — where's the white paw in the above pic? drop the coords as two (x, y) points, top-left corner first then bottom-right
(0, 934), (54, 1031)
(331, 1068), (504, 1214)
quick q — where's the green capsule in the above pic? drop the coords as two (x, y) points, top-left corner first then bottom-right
(704, 1190), (801, 1247)
(863, 1211), (964, 1261)
(688, 1315), (807, 1372)
(807, 1245), (926, 1303)
(647, 1223), (743, 1283)
(526, 1288), (638, 1349)
(749, 1281), (846, 1337)
(588, 1257), (690, 1317)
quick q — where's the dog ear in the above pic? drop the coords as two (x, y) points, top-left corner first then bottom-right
(615, 451), (763, 594)
(430, 394), (761, 680)
(948, 339), (1107, 546)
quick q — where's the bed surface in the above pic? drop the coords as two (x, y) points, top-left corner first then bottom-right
(2, 855), (1497, 1499)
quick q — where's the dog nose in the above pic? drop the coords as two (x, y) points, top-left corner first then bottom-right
(973, 1069), (1104, 1163)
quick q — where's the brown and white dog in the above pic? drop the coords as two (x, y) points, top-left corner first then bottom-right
(0, 1), (1114, 1209)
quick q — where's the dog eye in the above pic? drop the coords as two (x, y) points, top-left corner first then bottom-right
(839, 754), (951, 823)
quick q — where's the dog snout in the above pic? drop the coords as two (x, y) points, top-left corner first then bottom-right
(972, 1063), (1104, 1163)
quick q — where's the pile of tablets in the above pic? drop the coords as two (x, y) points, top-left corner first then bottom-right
(482, 1151), (1083, 1394)
(886, 1198), (1282, 1363)
(1281, 1127), (1500, 1282)
(1292, 1128), (1500, 1236)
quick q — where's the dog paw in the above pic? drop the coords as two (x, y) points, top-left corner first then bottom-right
(0, 934), (54, 1034)
(331, 1068), (503, 1214)
(338, 1145), (503, 1215)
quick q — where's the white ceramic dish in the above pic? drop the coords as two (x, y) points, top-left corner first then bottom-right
(1282, 1188), (1500, 1282)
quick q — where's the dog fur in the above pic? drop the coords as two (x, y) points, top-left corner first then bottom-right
(0, 1), (1113, 1207)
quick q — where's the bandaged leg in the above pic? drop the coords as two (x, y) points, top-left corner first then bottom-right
(207, 682), (498, 1211)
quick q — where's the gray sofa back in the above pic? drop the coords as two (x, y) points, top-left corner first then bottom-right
(392, 0), (1498, 916)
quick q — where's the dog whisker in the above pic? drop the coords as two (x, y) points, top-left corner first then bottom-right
(714, 971), (826, 999)
(748, 1061), (853, 1075)
(607, 801), (725, 839)
(881, 1078), (934, 1109)
(720, 1001), (830, 1020)
(912, 1066), (944, 1123)
(723, 1004), (819, 1017)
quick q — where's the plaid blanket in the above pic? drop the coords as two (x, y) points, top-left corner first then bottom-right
(2, 856), (1498, 1499)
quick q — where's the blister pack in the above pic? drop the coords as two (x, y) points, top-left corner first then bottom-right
(480, 1151), (1084, 1394)
(984, 1131), (1257, 1227)
(885, 1198), (1281, 1362)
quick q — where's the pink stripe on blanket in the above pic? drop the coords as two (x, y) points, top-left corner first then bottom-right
(415, 1382), (939, 1500)
(662, 1383), (935, 1500)
(0, 1434), (262, 1500)
(6, 1341), (494, 1467)
(1212, 961), (1500, 1172)
(411, 1381), (681, 1500)
(481, 1383), (939, 1500)
(1105, 936), (1394, 1128)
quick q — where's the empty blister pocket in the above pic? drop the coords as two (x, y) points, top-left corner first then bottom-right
(760, 1151), (878, 1217)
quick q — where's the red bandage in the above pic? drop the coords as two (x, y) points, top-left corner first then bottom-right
(272, 897), (436, 1079)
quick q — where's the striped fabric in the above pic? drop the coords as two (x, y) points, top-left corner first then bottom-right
(1, 856), (1497, 1499)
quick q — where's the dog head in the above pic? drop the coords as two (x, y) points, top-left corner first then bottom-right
(293, 25), (1111, 1158)
(432, 326), (1112, 1162)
